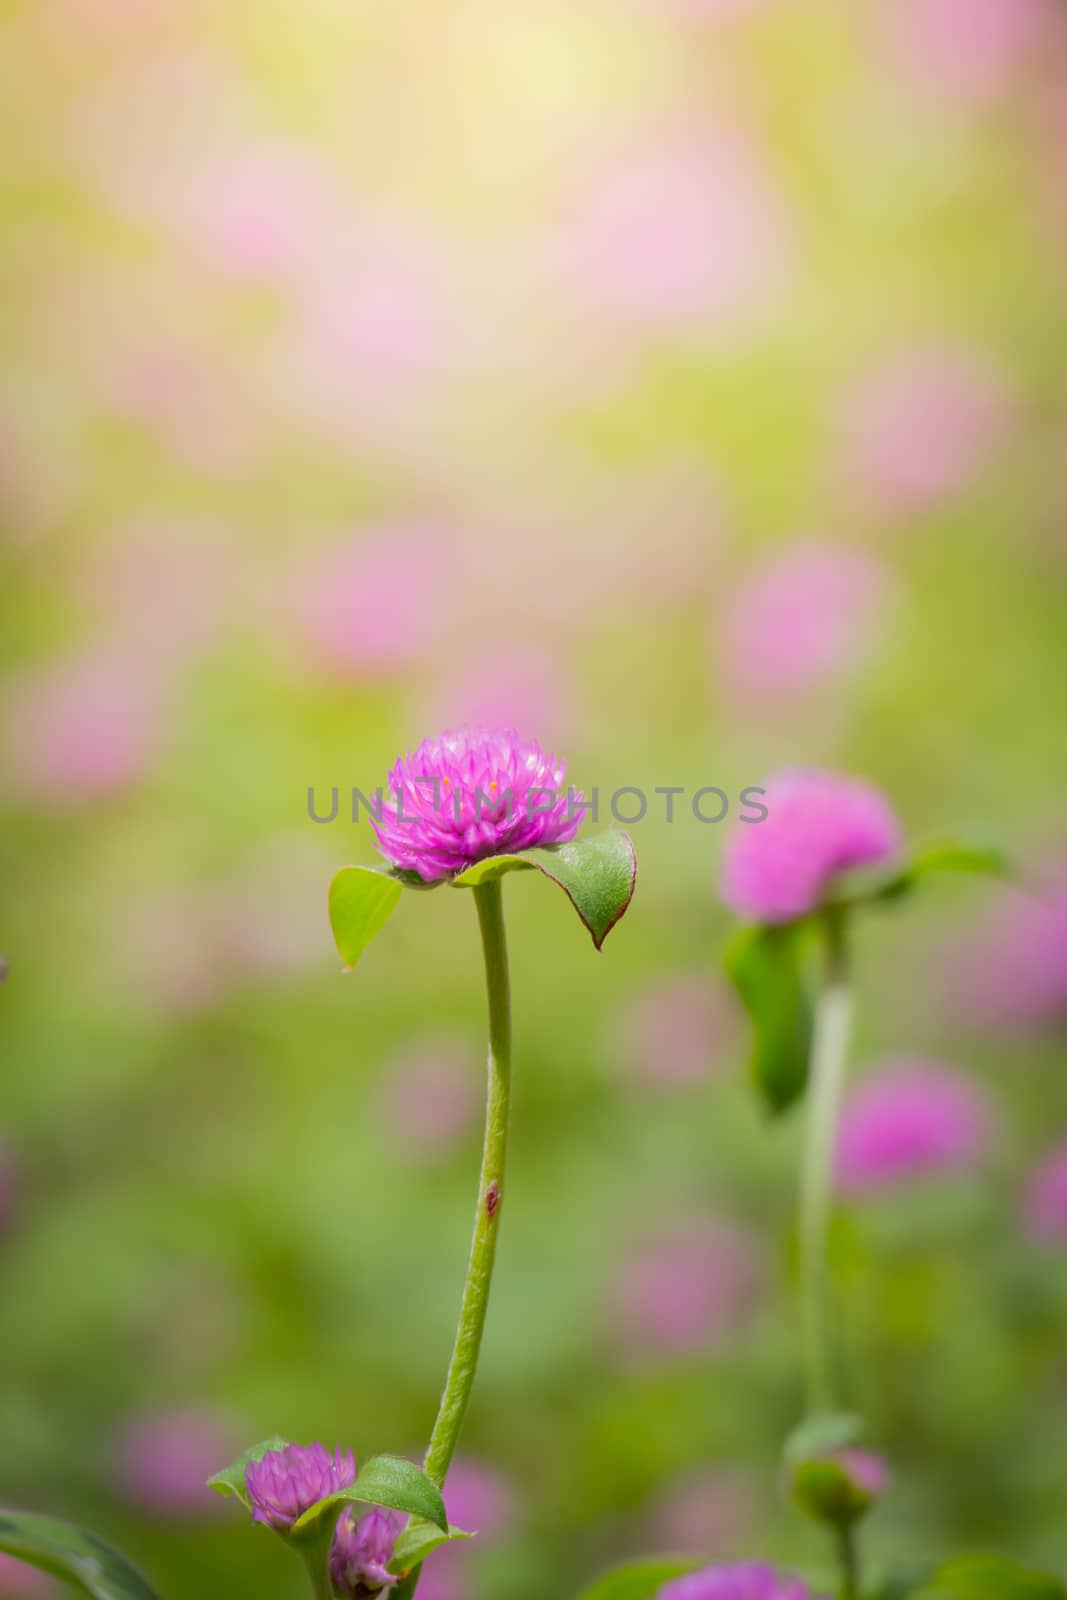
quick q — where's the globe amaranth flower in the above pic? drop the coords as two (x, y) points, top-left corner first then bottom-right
(720, 768), (902, 924)
(330, 1508), (404, 1597)
(659, 1562), (817, 1600)
(372, 727), (582, 883)
(245, 1442), (356, 1529)
(835, 1059), (995, 1194)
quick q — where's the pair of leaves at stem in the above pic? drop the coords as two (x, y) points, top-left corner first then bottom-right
(329, 828), (637, 969)
(726, 839), (1010, 1115)
(0, 1511), (159, 1600)
(207, 1442), (469, 1578)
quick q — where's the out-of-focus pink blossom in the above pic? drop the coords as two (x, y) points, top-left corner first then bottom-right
(1022, 1139), (1067, 1244)
(721, 541), (892, 708)
(104, 341), (265, 477)
(561, 127), (792, 338)
(5, 652), (163, 806)
(289, 527), (453, 680)
(420, 642), (573, 751)
(612, 1220), (763, 1359)
(380, 1036), (481, 1158)
(0, 1552), (53, 1596)
(610, 973), (738, 1091)
(843, 344), (1012, 520)
(886, 0), (1049, 109)
(111, 1409), (244, 1519)
(413, 1457), (517, 1600)
(947, 882), (1067, 1033)
(720, 769), (902, 924)
(836, 1059), (996, 1194)
(648, 1468), (757, 1555)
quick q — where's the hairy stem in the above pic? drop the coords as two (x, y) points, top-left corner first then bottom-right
(398, 879), (513, 1600)
(799, 912), (853, 1414)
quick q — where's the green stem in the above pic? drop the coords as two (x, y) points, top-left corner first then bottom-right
(836, 1524), (859, 1600)
(398, 880), (513, 1600)
(799, 912), (853, 1414)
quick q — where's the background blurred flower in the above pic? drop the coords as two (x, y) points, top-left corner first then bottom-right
(646, 1468), (757, 1556)
(719, 769), (902, 924)
(611, 1219), (763, 1359)
(0, 1552), (54, 1597)
(842, 343), (1012, 521)
(1022, 1138), (1067, 1244)
(884, 0), (1049, 109)
(415, 1457), (517, 1600)
(379, 1035), (481, 1158)
(658, 1562), (814, 1600)
(609, 972), (739, 1091)
(946, 879), (1067, 1034)
(111, 1409), (245, 1519)
(719, 540), (893, 710)
(836, 1059), (996, 1194)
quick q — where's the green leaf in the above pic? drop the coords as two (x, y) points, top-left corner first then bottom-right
(329, 866), (404, 970)
(391, 1521), (472, 1575)
(575, 1557), (700, 1600)
(832, 839), (1011, 909)
(725, 922), (813, 1114)
(207, 1435), (290, 1510)
(0, 1512), (159, 1600)
(783, 1411), (867, 1466)
(293, 1456), (448, 1538)
(927, 1555), (1067, 1600)
(453, 830), (637, 950)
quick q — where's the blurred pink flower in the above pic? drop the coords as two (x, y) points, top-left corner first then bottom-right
(886, 0), (1049, 109)
(947, 882), (1067, 1033)
(612, 1220), (763, 1359)
(836, 1059), (996, 1194)
(289, 527), (453, 680)
(720, 769), (902, 924)
(420, 641), (573, 751)
(415, 1456), (517, 1600)
(721, 540), (892, 708)
(562, 127), (792, 337)
(611, 973), (739, 1091)
(5, 652), (163, 806)
(648, 1468), (757, 1555)
(1023, 1139), (1067, 1244)
(104, 340), (265, 478)
(380, 1036), (481, 1158)
(111, 1408), (244, 1519)
(0, 1552), (53, 1596)
(843, 343), (1012, 520)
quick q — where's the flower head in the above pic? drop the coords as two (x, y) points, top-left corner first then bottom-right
(113, 1408), (242, 1518)
(372, 727), (581, 883)
(658, 1562), (816, 1600)
(789, 1447), (889, 1527)
(720, 769), (902, 924)
(1023, 1138), (1067, 1244)
(330, 1508), (403, 1597)
(245, 1442), (356, 1530)
(836, 1059), (995, 1194)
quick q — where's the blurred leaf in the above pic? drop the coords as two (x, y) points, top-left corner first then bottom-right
(0, 1512), (159, 1600)
(783, 1412), (867, 1465)
(725, 922), (813, 1113)
(926, 1555), (1066, 1600)
(329, 866), (404, 970)
(391, 1520), (472, 1574)
(206, 1436), (290, 1510)
(833, 840), (1011, 909)
(293, 1456), (448, 1537)
(453, 830), (637, 950)
(575, 1557), (700, 1600)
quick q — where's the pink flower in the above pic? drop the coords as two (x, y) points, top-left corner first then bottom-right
(836, 1059), (996, 1194)
(1022, 1139), (1067, 1244)
(659, 1562), (815, 1600)
(561, 126), (791, 338)
(380, 1036), (481, 1157)
(885, 0), (1049, 109)
(289, 528), (453, 681)
(720, 770), (902, 924)
(842, 343), (1012, 521)
(721, 541), (892, 708)
(612, 1220), (763, 1358)
(5, 652), (162, 806)
(611, 973), (739, 1091)
(947, 881), (1067, 1033)
(112, 1410), (244, 1519)
(371, 727), (582, 883)
(246, 1442), (356, 1530)
(647, 1468), (756, 1555)
(419, 641), (573, 753)
(0, 1552), (52, 1596)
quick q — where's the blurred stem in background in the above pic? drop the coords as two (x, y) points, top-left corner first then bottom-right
(399, 878), (513, 1600)
(799, 909), (852, 1415)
